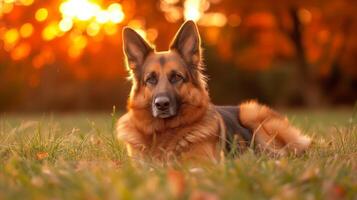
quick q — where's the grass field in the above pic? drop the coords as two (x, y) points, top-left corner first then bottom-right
(0, 109), (356, 200)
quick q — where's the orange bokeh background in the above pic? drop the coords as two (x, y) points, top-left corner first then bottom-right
(0, 0), (356, 111)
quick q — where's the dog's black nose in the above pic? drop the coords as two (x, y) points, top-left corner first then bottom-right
(154, 96), (170, 111)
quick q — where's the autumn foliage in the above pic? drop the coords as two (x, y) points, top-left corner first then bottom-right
(0, 0), (356, 111)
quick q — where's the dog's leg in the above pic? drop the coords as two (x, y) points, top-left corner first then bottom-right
(239, 101), (311, 156)
(116, 113), (147, 160)
(180, 139), (221, 164)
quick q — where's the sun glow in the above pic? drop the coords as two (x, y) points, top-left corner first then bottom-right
(59, 0), (125, 24)
(0, 0), (229, 63)
(58, 17), (73, 32)
(60, 0), (100, 21)
(35, 8), (48, 22)
(184, 0), (203, 22)
(20, 23), (34, 38)
(56, 0), (126, 58)
(182, 0), (227, 27)
(4, 28), (19, 46)
(42, 22), (60, 41)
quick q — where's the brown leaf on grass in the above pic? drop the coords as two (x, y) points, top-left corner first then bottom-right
(41, 165), (60, 184)
(189, 167), (205, 175)
(31, 176), (44, 187)
(328, 185), (346, 200)
(189, 190), (220, 200)
(41, 165), (52, 175)
(90, 135), (102, 145)
(299, 166), (320, 182)
(36, 151), (49, 160)
(272, 184), (298, 200)
(275, 158), (288, 170)
(167, 169), (185, 198)
(112, 160), (123, 168)
(323, 180), (346, 200)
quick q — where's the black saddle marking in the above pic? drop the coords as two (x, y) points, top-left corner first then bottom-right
(215, 105), (252, 153)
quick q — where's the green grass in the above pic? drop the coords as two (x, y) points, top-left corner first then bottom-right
(0, 109), (356, 200)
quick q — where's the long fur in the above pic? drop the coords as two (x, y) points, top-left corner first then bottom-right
(239, 100), (311, 156)
(117, 21), (312, 164)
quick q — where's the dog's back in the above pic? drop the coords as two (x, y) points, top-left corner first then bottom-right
(215, 106), (252, 153)
(215, 102), (311, 156)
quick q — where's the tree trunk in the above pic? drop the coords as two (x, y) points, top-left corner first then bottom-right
(289, 7), (324, 107)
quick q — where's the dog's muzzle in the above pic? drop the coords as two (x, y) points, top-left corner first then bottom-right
(152, 94), (177, 119)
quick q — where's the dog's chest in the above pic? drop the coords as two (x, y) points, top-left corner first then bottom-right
(142, 129), (196, 157)
(139, 121), (221, 161)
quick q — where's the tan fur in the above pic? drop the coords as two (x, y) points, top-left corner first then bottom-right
(239, 100), (311, 156)
(117, 105), (223, 164)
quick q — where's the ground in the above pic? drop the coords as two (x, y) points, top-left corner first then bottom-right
(0, 109), (356, 200)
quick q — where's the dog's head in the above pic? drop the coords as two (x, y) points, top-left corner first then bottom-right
(123, 21), (208, 120)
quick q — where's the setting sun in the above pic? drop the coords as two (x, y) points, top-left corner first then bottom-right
(59, 0), (125, 23)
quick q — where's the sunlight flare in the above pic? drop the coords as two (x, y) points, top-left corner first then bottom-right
(35, 8), (48, 22)
(59, 0), (125, 23)
(184, 0), (203, 22)
(19, 23), (34, 38)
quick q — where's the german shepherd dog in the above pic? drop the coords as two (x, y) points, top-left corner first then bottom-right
(117, 21), (311, 164)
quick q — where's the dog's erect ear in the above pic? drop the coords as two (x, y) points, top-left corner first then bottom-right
(170, 20), (201, 68)
(122, 27), (153, 71)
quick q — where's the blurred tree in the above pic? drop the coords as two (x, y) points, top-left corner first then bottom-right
(0, 0), (356, 111)
(201, 0), (357, 106)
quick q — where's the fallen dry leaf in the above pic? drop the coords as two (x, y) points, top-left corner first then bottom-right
(31, 176), (44, 187)
(167, 169), (185, 198)
(323, 180), (346, 200)
(272, 184), (298, 200)
(299, 166), (320, 182)
(90, 135), (102, 145)
(189, 190), (220, 200)
(36, 151), (49, 160)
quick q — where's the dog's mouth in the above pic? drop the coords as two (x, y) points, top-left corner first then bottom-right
(152, 108), (177, 119)
(156, 112), (174, 119)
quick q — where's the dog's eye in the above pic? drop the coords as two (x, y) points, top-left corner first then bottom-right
(145, 76), (157, 85)
(170, 73), (184, 84)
